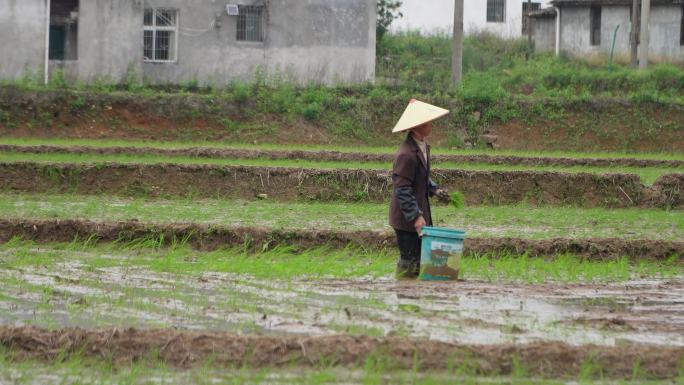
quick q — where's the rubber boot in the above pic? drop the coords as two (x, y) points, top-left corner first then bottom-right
(396, 258), (420, 280)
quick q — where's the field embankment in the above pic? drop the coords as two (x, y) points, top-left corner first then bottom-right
(1, 218), (681, 260)
(2, 143), (683, 168)
(1, 162), (681, 208)
(2, 326), (683, 379)
(1, 87), (683, 152)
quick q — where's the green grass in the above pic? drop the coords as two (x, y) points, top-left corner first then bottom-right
(378, 30), (684, 100)
(1, 239), (682, 283)
(0, 193), (681, 241)
(0, 151), (681, 185)
(3, 348), (678, 385)
(1, 137), (683, 160)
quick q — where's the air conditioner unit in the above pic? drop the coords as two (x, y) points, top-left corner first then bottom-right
(226, 4), (239, 16)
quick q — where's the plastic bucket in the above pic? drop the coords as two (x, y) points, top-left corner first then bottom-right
(419, 227), (466, 281)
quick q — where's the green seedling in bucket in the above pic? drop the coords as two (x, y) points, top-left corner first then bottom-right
(450, 191), (466, 209)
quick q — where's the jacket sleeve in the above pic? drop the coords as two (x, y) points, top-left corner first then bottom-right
(428, 178), (439, 197)
(393, 152), (422, 223)
(395, 186), (422, 223)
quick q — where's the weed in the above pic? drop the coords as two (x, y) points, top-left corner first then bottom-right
(70, 96), (88, 112)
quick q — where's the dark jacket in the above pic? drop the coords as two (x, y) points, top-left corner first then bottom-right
(389, 134), (437, 232)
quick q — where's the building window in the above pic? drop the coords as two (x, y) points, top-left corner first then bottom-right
(522, 2), (541, 34)
(487, 0), (505, 23)
(237, 5), (265, 42)
(49, 0), (79, 61)
(143, 8), (178, 62)
(680, 5), (684, 46)
(590, 7), (601, 46)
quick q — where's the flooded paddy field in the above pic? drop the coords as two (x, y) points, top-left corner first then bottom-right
(1, 243), (684, 382)
(1, 245), (683, 346)
(0, 143), (681, 383)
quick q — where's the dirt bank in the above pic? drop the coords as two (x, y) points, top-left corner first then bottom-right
(1, 144), (682, 168)
(0, 219), (681, 260)
(1, 87), (683, 152)
(2, 162), (681, 208)
(1, 326), (682, 379)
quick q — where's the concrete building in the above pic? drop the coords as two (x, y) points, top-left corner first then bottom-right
(529, 8), (558, 52)
(392, 0), (551, 38)
(531, 0), (684, 63)
(0, 0), (376, 86)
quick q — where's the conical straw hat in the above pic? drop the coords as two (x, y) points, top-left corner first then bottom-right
(392, 99), (450, 133)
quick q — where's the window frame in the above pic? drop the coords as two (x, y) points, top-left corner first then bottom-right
(237, 5), (265, 43)
(487, 0), (506, 23)
(590, 6), (601, 46)
(143, 8), (179, 63)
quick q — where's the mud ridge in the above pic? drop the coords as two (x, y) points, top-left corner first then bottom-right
(2, 87), (684, 153)
(2, 144), (683, 168)
(0, 219), (681, 260)
(1, 326), (682, 379)
(1, 162), (682, 208)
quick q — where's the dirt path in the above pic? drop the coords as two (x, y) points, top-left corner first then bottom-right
(2, 144), (682, 168)
(0, 218), (682, 260)
(1, 162), (682, 208)
(1, 326), (682, 379)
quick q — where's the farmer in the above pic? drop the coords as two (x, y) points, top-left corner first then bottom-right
(389, 99), (450, 279)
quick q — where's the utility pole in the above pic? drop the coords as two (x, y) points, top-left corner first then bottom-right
(630, 0), (639, 67)
(451, 0), (464, 85)
(527, 0), (533, 59)
(639, 0), (650, 69)
(44, 0), (51, 85)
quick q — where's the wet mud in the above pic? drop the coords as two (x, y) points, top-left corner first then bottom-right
(1, 218), (682, 260)
(1, 162), (682, 208)
(1, 325), (683, 379)
(2, 244), (683, 379)
(1, 144), (682, 168)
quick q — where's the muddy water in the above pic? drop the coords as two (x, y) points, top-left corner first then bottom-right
(0, 248), (683, 347)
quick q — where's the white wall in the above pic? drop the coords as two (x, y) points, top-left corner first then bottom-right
(391, 0), (551, 37)
(0, 0), (47, 80)
(558, 5), (684, 64)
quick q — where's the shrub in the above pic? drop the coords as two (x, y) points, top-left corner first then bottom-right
(300, 87), (333, 107)
(338, 96), (357, 111)
(231, 82), (251, 103)
(259, 83), (295, 113)
(302, 102), (322, 120)
(457, 72), (508, 104)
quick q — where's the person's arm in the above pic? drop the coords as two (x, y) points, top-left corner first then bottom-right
(429, 178), (451, 203)
(395, 186), (422, 223)
(428, 178), (438, 197)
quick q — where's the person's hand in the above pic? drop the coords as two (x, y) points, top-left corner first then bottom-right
(435, 189), (451, 204)
(414, 216), (426, 234)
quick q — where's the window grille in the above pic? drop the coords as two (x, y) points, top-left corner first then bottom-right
(487, 0), (505, 23)
(590, 7), (601, 46)
(143, 8), (178, 62)
(522, 2), (541, 34)
(237, 5), (264, 42)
